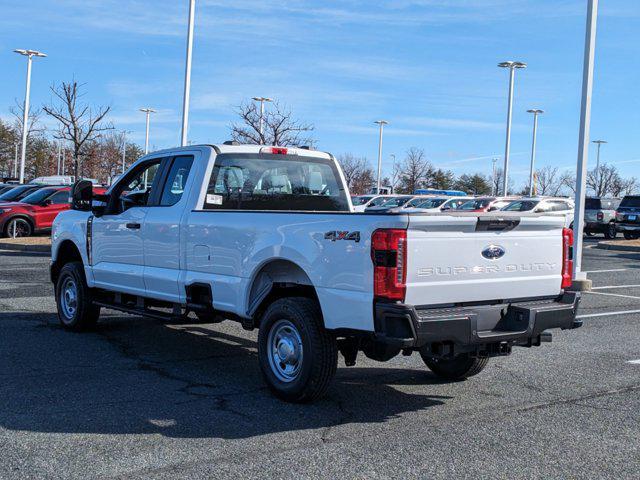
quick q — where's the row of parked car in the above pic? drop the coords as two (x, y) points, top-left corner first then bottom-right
(0, 183), (106, 238)
(351, 193), (640, 240)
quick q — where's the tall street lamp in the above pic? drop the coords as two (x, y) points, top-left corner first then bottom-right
(121, 131), (130, 174)
(252, 97), (273, 143)
(527, 109), (544, 196)
(14, 49), (46, 184)
(140, 108), (156, 154)
(374, 120), (388, 194)
(592, 139), (607, 171)
(491, 157), (498, 195)
(498, 60), (527, 195)
(181, 0), (196, 147)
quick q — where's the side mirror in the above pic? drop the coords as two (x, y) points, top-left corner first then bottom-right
(488, 206), (498, 212)
(71, 180), (93, 211)
(41, 199), (52, 207)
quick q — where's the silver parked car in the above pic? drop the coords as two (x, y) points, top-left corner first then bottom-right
(584, 197), (620, 239)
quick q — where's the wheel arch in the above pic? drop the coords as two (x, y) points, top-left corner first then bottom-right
(246, 259), (321, 327)
(51, 239), (83, 284)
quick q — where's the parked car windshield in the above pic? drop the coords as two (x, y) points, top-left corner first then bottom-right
(502, 200), (539, 212)
(441, 198), (470, 210)
(585, 198), (601, 210)
(379, 196), (413, 207)
(0, 185), (38, 201)
(351, 195), (374, 206)
(407, 197), (444, 208)
(21, 188), (59, 205)
(620, 196), (640, 208)
(458, 198), (493, 210)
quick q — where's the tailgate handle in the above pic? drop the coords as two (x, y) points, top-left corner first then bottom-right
(476, 217), (520, 232)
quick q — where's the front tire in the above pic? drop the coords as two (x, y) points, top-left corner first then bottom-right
(420, 352), (489, 381)
(258, 297), (337, 403)
(55, 262), (101, 331)
(4, 217), (32, 238)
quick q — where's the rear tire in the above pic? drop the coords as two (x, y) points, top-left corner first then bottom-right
(624, 232), (639, 240)
(420, 352), (489, 381)
(55, 262), (100, 331)
(585, 231), (594, 237)
(604, 223), (617, 239)
(4, 217), (32, 238)
(258, 297), (337, 403)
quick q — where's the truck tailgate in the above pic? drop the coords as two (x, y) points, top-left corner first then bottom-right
(405, 214), (565, 306)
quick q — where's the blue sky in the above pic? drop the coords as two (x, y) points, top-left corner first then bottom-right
(1, 0), (639, 187)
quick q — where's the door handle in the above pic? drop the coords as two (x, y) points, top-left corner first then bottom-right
(125, 222), (141, 230)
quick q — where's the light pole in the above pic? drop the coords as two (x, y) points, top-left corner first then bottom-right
(14, 49), (46, 184)
(498, 60), (527, 195)
(140, 108), (156, 154)
(252, 97), (273, 144)
(592, 139), (607, 171)
(572, 0), (599, 288)
(180, 0), (196, 147)
(121, 131), (129, 174)
(527, 109), (544, 196)
(374, 120), (388, 194)
(492, 158), (498, 195)
(13, 144), (18, 179)
(56, 141), (61, 175)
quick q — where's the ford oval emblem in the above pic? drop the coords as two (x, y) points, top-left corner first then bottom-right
(482, 245), (506, 260)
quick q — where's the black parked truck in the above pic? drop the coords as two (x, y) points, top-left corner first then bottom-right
(616, 195), (640, 240)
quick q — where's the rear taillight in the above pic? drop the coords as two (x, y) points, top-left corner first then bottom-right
(260, 146), (288, 155)
(615, 211), (624, 221)
(597, 211), (604, 221)
(371, 229), (407, 301)
(562, 227), (573, 289)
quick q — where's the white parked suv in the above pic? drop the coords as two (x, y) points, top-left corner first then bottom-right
(50, 144), (581, 402)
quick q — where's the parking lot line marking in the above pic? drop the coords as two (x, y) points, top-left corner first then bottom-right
(592, 284), (640, 290)
(584, 268), (628, 273)
(585, 291), (640, 300)
(577, 309), (640, 319)
(628, 360), (640, 365)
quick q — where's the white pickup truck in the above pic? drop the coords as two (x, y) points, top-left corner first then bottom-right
(51, 144), (581, 402)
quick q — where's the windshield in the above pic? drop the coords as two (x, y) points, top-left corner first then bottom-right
(502, 200), (539, 212)
(620, 196), (640, 208)
(0, 185), (37, 201)
(379, 196), (413, 208)
(411, 198), (447, 209)
(585, 198), (601, 210)
(21, 188), (58, 205)
(442, 198), (470, 210)
(458, 199), (493, 211)
(351, 196), (374, 206)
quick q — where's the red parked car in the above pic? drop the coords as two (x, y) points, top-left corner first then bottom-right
(0, 186), (72, 238)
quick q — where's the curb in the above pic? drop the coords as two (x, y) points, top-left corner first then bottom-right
(596, 242), (640, 253)
(0, 242), (51, 253)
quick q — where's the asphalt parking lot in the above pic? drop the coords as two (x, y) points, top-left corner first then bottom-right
(1, 239), (639, 479)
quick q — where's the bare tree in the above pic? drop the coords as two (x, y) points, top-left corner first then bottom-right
(10, 98), (44, 141)
(43, 81), (112, 178)
(587, 164), (620, 197)
(230, 100), (313, 147)
(396, 147), (433, 193)
(560, 171), (576, 194)
(610, 175), (638, 197)
(337, 154), (370, 190)
(534, 166), (565, 196)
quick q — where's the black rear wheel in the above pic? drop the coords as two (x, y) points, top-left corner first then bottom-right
(258, 297), (337, 403)
(624, 232), (639, 240)
(604, 223), (617, 239)
(420, 352), (489, 381)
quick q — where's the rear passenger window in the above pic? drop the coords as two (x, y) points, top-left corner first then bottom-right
(204, 154), (349, 211)
(160, 156), (193, 206)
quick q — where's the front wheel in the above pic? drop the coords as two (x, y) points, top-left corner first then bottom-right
(604, 223), (617, 239)
(258, 297), (337, 402)
(4, 217), (32, 238)
(55, 262), (101, 331)
(420, 352), (489, 381)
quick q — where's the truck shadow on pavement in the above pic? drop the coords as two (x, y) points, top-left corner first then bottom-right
(0, 312), (451, 440)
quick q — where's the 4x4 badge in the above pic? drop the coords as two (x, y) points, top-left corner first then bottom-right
(324, 231), (360, 243)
